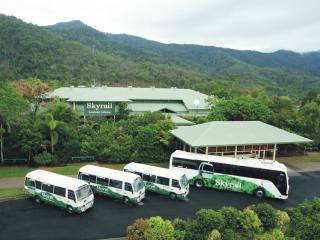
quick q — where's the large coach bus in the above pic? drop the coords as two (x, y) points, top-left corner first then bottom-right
(169, 150), (289, 199)
(123, 162), (189, 200)
(78, 165), (145, 205)
(24, 170), (94, 213)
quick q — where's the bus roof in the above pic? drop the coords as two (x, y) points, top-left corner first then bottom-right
(26, 170), (88, 191)
(79, 165), (140, 183)
(171, 150), (287, 172)
(124, 162), (186, 179)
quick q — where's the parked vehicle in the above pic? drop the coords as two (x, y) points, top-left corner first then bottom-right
(124, 162), (189, 200)
(78, 165), (145, 205)
(170, 150), (289, 199)
(24, 170), (94, 213)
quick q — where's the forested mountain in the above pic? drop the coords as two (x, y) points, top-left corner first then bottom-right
(1, 14), (320, 96)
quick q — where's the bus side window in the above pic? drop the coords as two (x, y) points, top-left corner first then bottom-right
(156, 176), (169, 186)
(171, 179), (180, 188)
(80, 173), (90, 182)
(143, 174), (151, 182)
(124, 182), (133, 193)
(68, 190), (76, 202)
(25, 178), (35, 187)
(97, 177), (109, 186)
(54, 186), (66, 197)
(89, 175), (97, 183)
(109, 179), (122, 189)
(42, 183), (54, 193)
(35, 181), (42, 190)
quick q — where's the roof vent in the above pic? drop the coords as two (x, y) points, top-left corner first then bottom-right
(78, 85), (86, 88)
(128, 86), (133, 88)
(70, 85), (74, 88)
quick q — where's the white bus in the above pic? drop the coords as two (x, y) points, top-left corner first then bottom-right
(24, 170), (94, 213)
(169, 150), (289, 199)
(78, 165), (145, 205)
(123, 162), (189, 200)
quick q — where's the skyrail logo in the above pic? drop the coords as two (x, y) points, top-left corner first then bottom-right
(87, 102), (113, 110)
(215, 179), (242, 190)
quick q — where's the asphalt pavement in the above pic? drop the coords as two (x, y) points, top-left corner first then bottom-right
(1, 171), (320, 240)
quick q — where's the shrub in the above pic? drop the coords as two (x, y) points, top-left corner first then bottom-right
(127, 218), (149, 240)
(145, 216), (175, 240)
(249, 203), (278, 231)
(33, 152), (56, 166)
(208, 229), (221, 240)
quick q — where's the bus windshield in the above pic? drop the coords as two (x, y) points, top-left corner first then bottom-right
(132, 177), (144, 192)
(76, 185), (92, 202)
(180, 175), (188, 188)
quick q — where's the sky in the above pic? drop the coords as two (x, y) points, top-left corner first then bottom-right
(0, 0), (319, 52)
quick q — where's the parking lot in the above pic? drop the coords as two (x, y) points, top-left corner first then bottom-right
(1, 171), (320, 240)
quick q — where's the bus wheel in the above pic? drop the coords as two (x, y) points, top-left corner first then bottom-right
(35, 196), (41, 204)
(67, 205), (73, 213)
(123, 196), (130, 204)
(195, 180), (204, 188)
(169, 192), (177, 200)
(254, 188), (265, 198)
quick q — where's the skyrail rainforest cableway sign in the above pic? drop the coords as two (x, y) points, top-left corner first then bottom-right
(84, 102), (115, 116)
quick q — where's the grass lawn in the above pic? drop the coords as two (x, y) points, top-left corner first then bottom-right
(0, 162), (168, 178)
(0, 188), (25, 199)
(277, 152), (320, 164)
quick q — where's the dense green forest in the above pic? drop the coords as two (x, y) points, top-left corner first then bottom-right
(126, 197), (320, 240)
(0, 14), (320, 96)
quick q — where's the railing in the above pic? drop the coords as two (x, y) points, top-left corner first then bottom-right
(3, 158), (28, 164)
(71, 156), (95, 162)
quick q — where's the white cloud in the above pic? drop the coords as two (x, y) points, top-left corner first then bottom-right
(0, 0), (319, 52)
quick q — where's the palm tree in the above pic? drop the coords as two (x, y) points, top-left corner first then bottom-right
(45, 114), (58, 153)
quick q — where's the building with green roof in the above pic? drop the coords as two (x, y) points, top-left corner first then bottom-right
(171, 121), (312, 160)
(47, 86), (209, 120)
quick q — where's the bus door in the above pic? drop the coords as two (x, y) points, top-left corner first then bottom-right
(199, 163), (214, 179)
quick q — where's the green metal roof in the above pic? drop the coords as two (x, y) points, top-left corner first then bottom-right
(169, 115), (195, 126)
(170, 121), (312, 147)
(128, 102), (187, 113)
(48, 86), (209, 111)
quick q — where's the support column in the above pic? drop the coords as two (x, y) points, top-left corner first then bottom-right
(205, 147), (209, 155)
(183, 144), (186, 151)
(194, 147), (197, 153)
(273, 144), (277, 160)
(235, 146), (237, 158)
(263, 150), (266, 159)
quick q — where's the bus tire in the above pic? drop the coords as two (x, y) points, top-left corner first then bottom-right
(35, 196), (41, 204)
(66, 205), (73, 213)
(195, 179), (204, 188)
(254, 188), (265, 198)
(169, 192), (177, 200)
(123, 196), (130, 204)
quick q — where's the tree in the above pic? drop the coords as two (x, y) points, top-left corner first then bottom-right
(301, 101), (320, 145)
(127, 218), (149, 240)
(196, 209), (225, 239)
(10, 78), (49, 117)
(0, 84), (29, 164)
(145, 216), (175, 240)
(208, 96), (271, 122)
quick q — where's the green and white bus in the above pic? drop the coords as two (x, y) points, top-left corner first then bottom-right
(24, 170), (94, 213)
(123, 162), (189, 200)
(169, 150), (289, 199)
(78, 165), (145, 205)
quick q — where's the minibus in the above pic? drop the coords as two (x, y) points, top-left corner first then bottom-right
(78, 165), (145, 205)
(24, 170), (94, 213)
(170, 150), (289, 199)
(123, 162), (189, 200)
